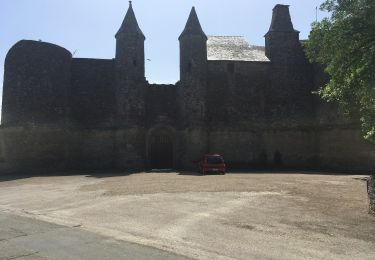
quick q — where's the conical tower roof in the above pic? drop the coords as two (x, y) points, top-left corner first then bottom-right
(116, 1), (145, 39)
(179, 7), (207, 40)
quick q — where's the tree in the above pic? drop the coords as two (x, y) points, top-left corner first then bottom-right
(306, 0), (375, 215)
(305, 0), (375, 142)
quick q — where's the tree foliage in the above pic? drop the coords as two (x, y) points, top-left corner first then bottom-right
(305, 0), (375, 141)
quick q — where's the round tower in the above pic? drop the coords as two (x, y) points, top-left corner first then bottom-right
(2, 40), (72, 126)
(177, 7), (209, 169)
(115, 1), (145, 81)
(179, 7), (208, 84)
(178, 7), (208, 123)
(115, 1), (146, 125)
(114, 1), (147, 170)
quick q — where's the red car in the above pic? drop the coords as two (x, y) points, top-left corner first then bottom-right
(198, 154), (226, 175)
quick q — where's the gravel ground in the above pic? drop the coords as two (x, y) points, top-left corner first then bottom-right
(0, 172), (374, 259)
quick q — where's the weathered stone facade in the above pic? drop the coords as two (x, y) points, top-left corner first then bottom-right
(1, 3), (375, 172)
(369, 176), (375, 215)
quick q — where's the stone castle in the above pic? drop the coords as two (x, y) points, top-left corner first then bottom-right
(1, 3), (374, 172)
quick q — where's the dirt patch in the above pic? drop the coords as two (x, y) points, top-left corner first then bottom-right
(0, 172), (374, 260)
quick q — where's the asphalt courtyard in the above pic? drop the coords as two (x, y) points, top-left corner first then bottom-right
(0, 171), (374, 260)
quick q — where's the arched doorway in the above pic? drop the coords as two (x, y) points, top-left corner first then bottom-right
(148, 129), (174, 169)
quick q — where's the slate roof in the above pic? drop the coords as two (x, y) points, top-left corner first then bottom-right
(207, 36), (270, 62)
(179, 7), (207, 40)
(116, 2), (145, 39)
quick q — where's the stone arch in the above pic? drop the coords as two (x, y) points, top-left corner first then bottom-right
(146, 126), (176, 169)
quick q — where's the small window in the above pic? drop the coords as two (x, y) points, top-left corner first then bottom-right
(227, 63), (235, 73)
(133, 59), (137, 67)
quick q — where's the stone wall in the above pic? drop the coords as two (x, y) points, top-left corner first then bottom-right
(266, 62), (314, 121)
(207, 59), (315, 126)
(115, 127), (146, 170)
(207, 61), (269, 123)
(369, 175), (375, 215)
(208, 130), (264, 168)
(0, 130), (9, 173)
(176, 128), (208, 169)
(0, 126), (73, 172)
(2, 40), (72, 127)
(70, 58), (116, 128)
(208, 127), (317, 169)
(179, 31), (208, 123)
(146, 84), (178, 126)
(68, 129), (117, 170)
(0, 127), (120, 173)
(2, 5), (375, 173)
(317, 127), (375, 171)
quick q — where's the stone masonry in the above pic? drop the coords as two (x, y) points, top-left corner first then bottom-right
(1, 3), (375, 172)
(369, 176), (375, 215)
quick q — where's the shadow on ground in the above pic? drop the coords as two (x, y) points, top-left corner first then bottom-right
(1, 167), (371, 183)
(0, 170), (138, 182)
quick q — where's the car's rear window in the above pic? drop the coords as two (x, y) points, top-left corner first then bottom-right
(207, 156), (224, 164)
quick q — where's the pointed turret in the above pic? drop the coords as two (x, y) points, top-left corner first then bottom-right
(178, 7), (208, 123)
(115, 1), (145, 80)
(179, 7), (207, 40)
(115, 1), (146, 126)
(179, 6), (207, 82)
(116, 1), (145, 39)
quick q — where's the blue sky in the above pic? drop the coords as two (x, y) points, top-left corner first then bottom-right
(0, 0), (327, 112)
